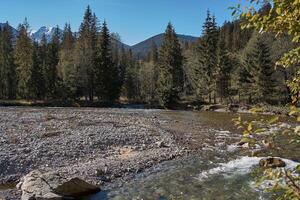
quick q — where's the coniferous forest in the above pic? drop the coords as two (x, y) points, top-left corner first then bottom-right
(0, 5), (296, 107)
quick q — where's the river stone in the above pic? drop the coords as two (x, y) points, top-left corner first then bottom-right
(52, 177), (100, 197)
(156, 141), (168, 148)
(18, 170), (100, 200)
(259, 157), (286, 168)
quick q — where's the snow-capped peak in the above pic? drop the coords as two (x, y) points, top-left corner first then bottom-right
(30, 26), (62, 43)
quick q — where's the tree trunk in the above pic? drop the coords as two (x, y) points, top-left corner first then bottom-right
(213, 92), (216, 104)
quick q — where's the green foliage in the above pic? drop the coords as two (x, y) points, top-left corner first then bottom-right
(74, 6), (98, 101)
(30, 42), (46, 99)
(157, 22), (184, 107)
(194, 11), (219, 103)
(14, 19), (34, 99)
(0, 22), (16, 99)
(95, 21), (120, 102)
(123, 52), (141, 101)
(45, 26), (61, 99)
(234, 109), (300, 199)
(139, 61), (158, 103)
(240, 33), (277, 103)
(0, 4), (296, 106)
(216, 30), (232, 102)
(232, 1), (300, 198)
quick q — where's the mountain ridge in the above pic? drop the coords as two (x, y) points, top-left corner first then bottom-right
(1, 23), (199, 57)
(130, 33), (198, 58)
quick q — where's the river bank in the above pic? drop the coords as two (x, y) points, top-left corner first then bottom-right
(0, 99), (291, 116)
(0, 107), (188, 199)
(0, 107), (244, 199)
(0, 107), (297, 199)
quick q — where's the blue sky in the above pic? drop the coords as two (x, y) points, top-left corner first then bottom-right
(0, 0), (246, 45)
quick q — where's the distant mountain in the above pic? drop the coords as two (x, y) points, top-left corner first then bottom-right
(1, 23), (198, 59)
(130, 33), (198, 59)
(111, 38), (131, 50)
(30, 26), (63, 42)
(0, 24), (62, 43)
(0, 23), (18, 40)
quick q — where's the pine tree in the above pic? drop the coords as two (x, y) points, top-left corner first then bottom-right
(157, 22), (184, 107)
(123, 50), (140, 101)
(45, 26), (60, 98)
(58, 23), (76, 98)
(252, 36), (276, 103)
(14, 19), (34, 99)
(195, 10), (219, 103)
(38, 34), (48, 99)
(95, 21), (120, 102)
(31, 42), (45, 99)
(0, 22), (16, 99)
(241, 33), (276, 103)
(74, 5), (98, 101)
(216, 33), (232, 103)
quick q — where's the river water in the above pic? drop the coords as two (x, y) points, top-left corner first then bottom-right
(89, 110), (299, 200)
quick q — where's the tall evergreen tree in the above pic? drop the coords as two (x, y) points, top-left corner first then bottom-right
(31, 42), (45, 99)
(123, 50), (140, 100)
(207, 13), (219, 103)
(0, 22), (16, 99)
(195, 10), (219, 103)
(37, 34), (48, 99)
(45, 26), (60, 98)
(74, 6), (98, 101)
(157, 22), (184, 107)
(241, 33), (276, 103)
(95, 21), (120, 101)
(14, 19), (34, 99)
(216, 32), (232, 103)
(252, 36), (276, 103)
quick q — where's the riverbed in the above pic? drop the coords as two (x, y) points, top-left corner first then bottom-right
(0, 107), (298, 199)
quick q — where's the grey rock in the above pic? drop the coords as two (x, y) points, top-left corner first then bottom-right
(259, 157), (286, 168)
(19, 170), (100, 200)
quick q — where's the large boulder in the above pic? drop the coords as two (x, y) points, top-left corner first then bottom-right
(259, 157), (286, 168)
(18, 170), (100, 200)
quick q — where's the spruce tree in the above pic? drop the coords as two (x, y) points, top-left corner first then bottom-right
(14, 19), (34, 99)
(95, 21), (120, 102)
(195, 10), (219, 103)
(216, 33), (232, 103)
(242, 33), (276, 103)
(252, 36), (276, 103)
(0, 22), (16, 99)
(123, 50), (140, 101)
(45, 26), (60, 99)
(74, 5), (98, 101)
(38, 34), (48, 99)
(157, 22), (184, 107)
(31, 42), (45, 99)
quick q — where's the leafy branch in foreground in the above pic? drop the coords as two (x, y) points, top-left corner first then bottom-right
(232, 0), (300, 198)
(233, 107), (300, 199)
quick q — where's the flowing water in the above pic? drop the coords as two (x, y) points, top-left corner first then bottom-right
(89, 111), (299, 200)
